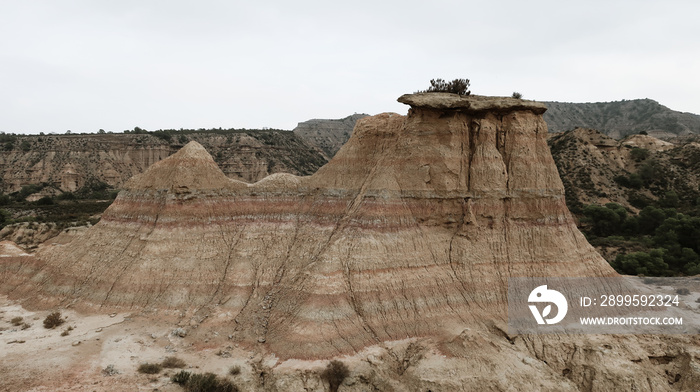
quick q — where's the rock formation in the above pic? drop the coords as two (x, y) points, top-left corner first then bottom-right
(5, 93), (613, 351)
(2, 93), (698, 391)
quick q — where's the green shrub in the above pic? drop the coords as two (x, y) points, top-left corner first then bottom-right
(420, 78), (471, 95)
(320, 360), (350, 392)
(630, 147), (650, 161)
(43, 312), (65, 329)
(137, 362), (162, 374)
(56, 192), (76, 201)
(35, 196), (54, 205)
(659, 190), (680, 208)
(613, 249), (669, 276)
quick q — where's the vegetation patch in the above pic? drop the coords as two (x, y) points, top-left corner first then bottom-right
(171, 371), (239, 392)
(161, 356), (187, 369)
(417, 78), (471, 95)
(320, 360), (350, 392)
(137, 362), (163, 374)
(43, 312), (65, 329)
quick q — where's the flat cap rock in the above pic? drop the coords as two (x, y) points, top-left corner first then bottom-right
(398, 92), (547, 114)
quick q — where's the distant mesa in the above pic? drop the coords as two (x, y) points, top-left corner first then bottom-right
(544, 99), (700, 138)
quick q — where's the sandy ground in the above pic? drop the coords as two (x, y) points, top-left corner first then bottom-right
(0, 295), (257, 392)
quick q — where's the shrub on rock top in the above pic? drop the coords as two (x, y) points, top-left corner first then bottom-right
(419, 78), (471, 95)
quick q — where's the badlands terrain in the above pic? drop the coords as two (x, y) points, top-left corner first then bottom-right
(1, 93), (699, 391)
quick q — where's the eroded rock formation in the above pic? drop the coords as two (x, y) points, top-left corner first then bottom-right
(1, 93), (698, 391)
(4, 93), (612, 353)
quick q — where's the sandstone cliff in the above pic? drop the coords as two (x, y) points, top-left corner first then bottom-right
(1, 94), (698, 391)
(0, 130), (326, 194)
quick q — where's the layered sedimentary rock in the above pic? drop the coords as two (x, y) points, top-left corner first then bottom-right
(3, 93), (616, 361)
(0, 131), (326, 194)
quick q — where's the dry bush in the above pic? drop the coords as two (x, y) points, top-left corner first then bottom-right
(320, 360), (350, 392)
(161, 356), (187, 368)
(10, 317), (23, 326)
(43, 312), (65, 329)
(137, 362), (162, 374)
(183, 372), (238, 392)
(171, 370), (191, 385)
(229, 365), (241, 376)
(60, 325), (74, 336)
(102, 364), (119, 376)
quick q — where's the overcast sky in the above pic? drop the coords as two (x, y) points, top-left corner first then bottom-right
(2, 0), (699, 134)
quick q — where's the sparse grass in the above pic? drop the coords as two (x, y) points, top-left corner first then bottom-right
(10, 317), (23, 326)
(21, 322), (31, 330)
(43, 311), (65, 329)
(137, 362), (162, 374)
(320, 360), (350, 392)
(161, 356), (187, 369)
(228, 366), (241, 376)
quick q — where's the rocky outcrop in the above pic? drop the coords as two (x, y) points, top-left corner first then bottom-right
(292, 113), (368, 159)
(548, 128), (700, 210)
(0, 131), (327, 194)
(2, 93), (698, 391)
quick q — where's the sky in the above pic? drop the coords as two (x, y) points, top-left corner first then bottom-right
(2, 0), (699, 134)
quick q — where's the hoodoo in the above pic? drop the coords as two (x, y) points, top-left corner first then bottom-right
(5, 93), (613, 356)
(2, 94), (697, 391)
